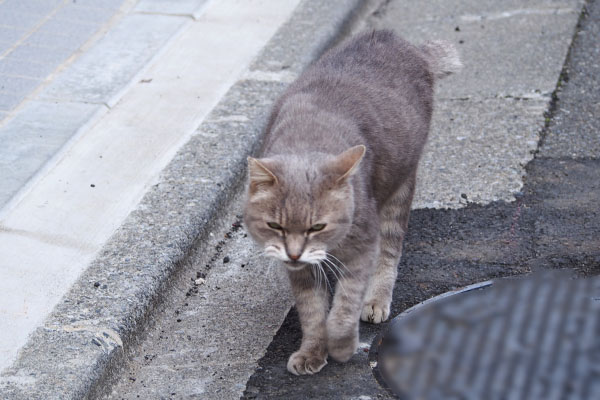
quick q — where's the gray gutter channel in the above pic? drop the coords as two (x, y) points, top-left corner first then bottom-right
(0, 0), (363, 399)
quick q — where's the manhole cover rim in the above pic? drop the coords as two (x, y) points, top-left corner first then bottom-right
(368, 279), (494, 399)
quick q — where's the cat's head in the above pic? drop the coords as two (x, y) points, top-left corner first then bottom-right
(243, 145), (365, 270)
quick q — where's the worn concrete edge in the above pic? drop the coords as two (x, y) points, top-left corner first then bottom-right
(535, 0), (593, 154)
(0, 0), (362, 399)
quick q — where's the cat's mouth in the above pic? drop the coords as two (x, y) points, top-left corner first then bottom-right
(283, 261), (307, 271)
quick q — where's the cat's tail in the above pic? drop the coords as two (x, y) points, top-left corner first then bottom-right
(420, 41), (462, 79)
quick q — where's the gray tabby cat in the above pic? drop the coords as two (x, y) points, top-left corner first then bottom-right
(244, 30), (460, 375)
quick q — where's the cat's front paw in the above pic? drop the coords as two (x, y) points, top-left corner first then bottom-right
(287, 350), (328, 375)
(361, 301), (390, 324)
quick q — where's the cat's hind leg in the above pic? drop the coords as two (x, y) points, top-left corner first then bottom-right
(286, 265), (329, 375)
(361, 173), (416, 323)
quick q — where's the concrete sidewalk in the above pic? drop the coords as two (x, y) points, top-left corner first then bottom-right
(1, 0), (182, 367)
(359, 0), (586, 208)
(0, 0), (305, 395)
(1, 0), (151, 207)
(0, 0), (362, 398)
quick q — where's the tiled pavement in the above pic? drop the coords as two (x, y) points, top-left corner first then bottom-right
(0, 0), (194, 208)
(0, 0), (126, 116)
(0, 0), (129, 207)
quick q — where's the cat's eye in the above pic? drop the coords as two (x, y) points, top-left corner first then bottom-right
(267, 222), (283, 230)
(309, 223), (326, 232)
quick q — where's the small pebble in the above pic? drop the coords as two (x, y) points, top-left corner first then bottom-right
(223, 256), (230, 264)
(195, 278), (206, 285)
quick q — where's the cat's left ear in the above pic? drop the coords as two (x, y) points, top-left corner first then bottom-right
(247, 157), (278, 194)
(329, 145), (366, 183)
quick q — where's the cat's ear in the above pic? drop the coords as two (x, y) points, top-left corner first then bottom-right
(247, 157), (278, 193)
(330, 145), (366, 183)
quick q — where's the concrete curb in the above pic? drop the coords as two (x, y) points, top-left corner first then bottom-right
(0, 0), (362, 398)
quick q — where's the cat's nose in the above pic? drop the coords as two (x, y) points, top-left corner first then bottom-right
(285, 234), (305, 262)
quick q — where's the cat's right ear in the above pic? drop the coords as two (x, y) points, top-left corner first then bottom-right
(247, 157), (278, 194)
(330, 145), (366, 184)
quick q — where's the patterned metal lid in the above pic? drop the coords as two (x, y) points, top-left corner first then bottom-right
(370, 273), (600, 400)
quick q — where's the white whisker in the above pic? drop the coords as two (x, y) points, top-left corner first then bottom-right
(324, 257), (346, 279)
(311, 263), (321, 293)
(326, 252), (354, 277)
(247, 250), (270, 261)
(319, 263), (333, 294)
(322, 259), (347, 297)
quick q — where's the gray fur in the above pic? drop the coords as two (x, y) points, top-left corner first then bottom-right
(243, 30), (459, 375)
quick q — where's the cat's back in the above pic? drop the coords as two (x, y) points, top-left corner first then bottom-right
(277, 29), (435, 133)
(313, 30), (433, 90)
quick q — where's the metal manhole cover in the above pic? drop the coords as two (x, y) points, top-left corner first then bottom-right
(370, 273), (600, 400)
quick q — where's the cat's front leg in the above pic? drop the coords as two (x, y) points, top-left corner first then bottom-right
(326, 246), (378, 362)
(286, 265), (329, 375)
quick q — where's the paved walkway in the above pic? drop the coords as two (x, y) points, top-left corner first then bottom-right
(0, 0), (129, 206)
(0, 0), (300, 374)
